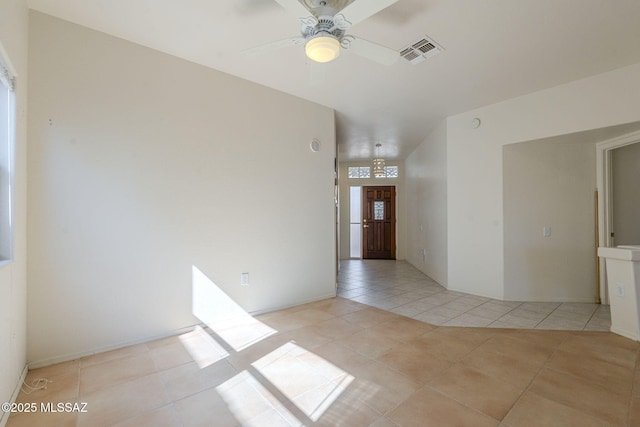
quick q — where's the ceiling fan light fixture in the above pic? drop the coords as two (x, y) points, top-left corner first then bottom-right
(305, 35), (341, 63)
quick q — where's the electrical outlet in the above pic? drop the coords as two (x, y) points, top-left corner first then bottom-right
(615, 283), (625, 298)
(241, 273), (249, 286)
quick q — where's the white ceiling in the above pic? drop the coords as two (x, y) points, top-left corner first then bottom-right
(27, 0), (640, 161)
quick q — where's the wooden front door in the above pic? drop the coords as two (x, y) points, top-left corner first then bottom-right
(362, 186), (396, 259)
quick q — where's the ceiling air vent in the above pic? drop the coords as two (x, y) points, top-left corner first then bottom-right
(400, 35), (443, 65)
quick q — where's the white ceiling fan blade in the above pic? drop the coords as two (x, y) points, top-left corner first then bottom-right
(338, 0), (399, 27)
(348, 37), (399, 65)
(241, 37), (304, 56)
(272, 0), (313, 19)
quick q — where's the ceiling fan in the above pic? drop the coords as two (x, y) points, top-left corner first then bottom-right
(244, 0), (401, 65)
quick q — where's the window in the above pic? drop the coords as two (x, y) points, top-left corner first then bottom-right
(348, 165), (398, 179)
(348, 166), (371, 179)
(383, 166), (399, 178)
(349, 186), (362, 258)
(0, 52), (15, 262)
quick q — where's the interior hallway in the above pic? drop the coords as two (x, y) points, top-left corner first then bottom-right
(338, 260), (611, 331)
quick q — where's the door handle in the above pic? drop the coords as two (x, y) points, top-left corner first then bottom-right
(363, 225), (369, 228)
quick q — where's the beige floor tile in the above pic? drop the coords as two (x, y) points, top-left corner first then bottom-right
(313, 389), (383, 427)
(112, 405), (182, 427)
(444, 313), (494, 327)
(467, 305), (510, 320)
(302, 298), (365, 316)
(503, 392), (611, 427)
(546, 349), (633, 395)
(367, 317), (436, 342)
(251, 343), (335, 401)
(17, 370), (79, 405)
(479, 334), (555, 367)
(634, 367), (640, 397)
(312, 341), (375, 373)
(504, 329), (570, 351)
(26, 360), (80, 382)
(212, 370), (281, 424)
(77, 374), (169, 427)
(348, 361), (422, 414)
(306, 316), (365, 340)
(428, 364), (522, 420)
(339, 307), (401, 328)
(630, 396), (640, 427)
(335, 328), (404, 359)
(461, 344), (542, 391)
(173, 386), (241, 427)
(369, 417), (400, 427)
(276, 325), (334, 350)
(79, 343), (149, 367)
(558, 333), (638, 370)
(412, 312), (451, 325)
(79, 353), (157, 396)
(5, 410), (77, 427)
(159, 360), (237, 401)
(388, 387), (500, 427)
(408, 327), (492, 362)
(376, 345), (451, 385)
(528, 368), (628, 426)
(225, 333), (291, 371)
(148, 340), (197, 371)
(536, 316), (586, 331)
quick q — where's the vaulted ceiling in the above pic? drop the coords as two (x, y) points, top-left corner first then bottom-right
(27, 0), (640, 161)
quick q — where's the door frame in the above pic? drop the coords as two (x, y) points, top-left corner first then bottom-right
(596, 130), (640, 304)
(362, 185), (397, 260)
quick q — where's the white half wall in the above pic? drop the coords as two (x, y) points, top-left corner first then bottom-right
(503, 138), (597, 302)
(447, 62), (640, 300)
(28, 12), (336, 365)
(0, 0), (28, 424)
(405, 121), (447, 286)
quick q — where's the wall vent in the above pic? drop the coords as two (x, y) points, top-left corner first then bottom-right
(399, 35), (443, 65)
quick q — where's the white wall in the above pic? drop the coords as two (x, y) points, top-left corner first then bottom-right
(503, 139), (597, 302)
(612, 142), (640, 245)
(338, 162), (405, 260)
(405, 121), (447, 286)
(28, 12), (337, 366)
(447, 62), (640, 299)
(0, 0), (28, 424)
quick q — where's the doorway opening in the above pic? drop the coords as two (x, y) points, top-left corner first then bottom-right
(596, 129), (640, 304)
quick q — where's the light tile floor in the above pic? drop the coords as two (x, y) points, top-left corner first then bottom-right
(6, 298), (639, 426)
(338, 260), (611, 331)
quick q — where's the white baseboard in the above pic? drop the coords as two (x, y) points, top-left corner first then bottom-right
(27, 292), (338, 370)
(27, 324), (201, 370)
(610, 326), (639, 342)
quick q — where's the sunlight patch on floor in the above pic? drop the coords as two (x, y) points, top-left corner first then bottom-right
(191, 265), (276, 353)
(252, 341), (354, 422)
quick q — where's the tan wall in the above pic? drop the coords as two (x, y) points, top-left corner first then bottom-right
(27, 12), (337, 366)
(0, 0), (28, 422)
(503, 139), (597, 301)
(405, 121), (448, 286)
